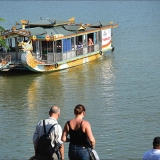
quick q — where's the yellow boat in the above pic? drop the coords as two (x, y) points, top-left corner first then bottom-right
(0, 17), (118, 72)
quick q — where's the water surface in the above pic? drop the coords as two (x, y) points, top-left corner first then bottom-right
(0, 1), (160, 159)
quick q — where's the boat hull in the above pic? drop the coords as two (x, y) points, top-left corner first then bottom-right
(21, 50), (104, 72)
(0, 46), (112, 72)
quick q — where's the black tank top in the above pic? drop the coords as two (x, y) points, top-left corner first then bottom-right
(67, 121), (88, 145)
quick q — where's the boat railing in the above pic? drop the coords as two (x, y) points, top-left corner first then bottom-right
(83, 46), (88, 55)
(76, 48), (83, 56)
(88, 45), (94, 53)
(62, 50), (76, 61)
(36, 44), (100, 64)
(94, 44), (100, 51)
(4, 51), (22, 62)
(0, 53), (11, 70)
(55, 53), (62, 62)
(0, 53), (11, 62)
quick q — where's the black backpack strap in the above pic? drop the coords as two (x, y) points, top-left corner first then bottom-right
(43, 120), (47, 135)
(43, 120), (57, 135)
(47, 123), (57, 135)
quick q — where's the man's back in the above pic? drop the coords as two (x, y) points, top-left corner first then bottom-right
(143, 149), (160, 160)
(33, 117), (62, 148)
(32, 105), (64, 160)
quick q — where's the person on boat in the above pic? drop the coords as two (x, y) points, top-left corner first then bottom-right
(77, 41), (83, 55)
(142, 137), (160, 160)
(88, 38), (94, 52)
(61, 104), (96, 160)
(88, 38), (94, 46)
(77, 41), (83, 49)
(32, 105), (64, 160)
(57, 42), (62, 53)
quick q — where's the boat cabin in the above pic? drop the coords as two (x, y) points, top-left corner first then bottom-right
(2, 18), (104, 64)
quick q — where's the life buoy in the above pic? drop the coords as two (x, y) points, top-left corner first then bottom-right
(55, 63), (58, 68)
(99, 51), (103, 55)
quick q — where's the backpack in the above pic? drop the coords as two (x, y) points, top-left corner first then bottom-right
(36, 120), (57, 157)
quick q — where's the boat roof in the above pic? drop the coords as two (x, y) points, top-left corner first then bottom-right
(90, 21), (114, 27)
(29, 18), (70, 26)
(27, 27), (46, 35)
(1, 18), (118, 39)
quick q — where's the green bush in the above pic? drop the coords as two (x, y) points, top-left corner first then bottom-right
(0, 17), (9, 49)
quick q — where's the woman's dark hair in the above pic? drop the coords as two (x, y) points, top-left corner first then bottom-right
(74, 104), (85, 115)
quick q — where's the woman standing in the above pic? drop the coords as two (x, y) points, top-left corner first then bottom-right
(62, 104), (96, 160)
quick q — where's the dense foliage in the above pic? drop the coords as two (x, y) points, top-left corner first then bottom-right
(0, 17), (9, 49)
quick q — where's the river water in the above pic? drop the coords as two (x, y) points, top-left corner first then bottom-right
(0, 1), (160, 160)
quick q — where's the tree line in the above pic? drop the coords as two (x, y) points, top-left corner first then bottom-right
(0, 17), (9, 49)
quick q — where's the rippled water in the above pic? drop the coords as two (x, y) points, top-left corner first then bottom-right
(0, 1), (160, 160)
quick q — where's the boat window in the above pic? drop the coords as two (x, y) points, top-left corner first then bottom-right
(17, 36), (29, 43)
(63, 38), (72, 53)
(87, 33), (94, 52)
(8, 38), (15, 52)
(32, 41), (41, 57)
(76, 36), (82, 46)
(42, 41), (47, 54)
(32, 41), (36, 53)
(71, 37), (75, 50)
(87, 33), (94, 45)
(42, 41), (53, 54)
(47, 41), (53, 53)
(56, 40), (62, 53)
(94, 32), (98, 44)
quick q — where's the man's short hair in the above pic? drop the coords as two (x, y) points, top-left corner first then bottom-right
(153, 137), (160, 146)
(49, 106), (60, 113)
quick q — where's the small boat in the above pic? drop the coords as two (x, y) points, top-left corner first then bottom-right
(0, 17), (118, 72)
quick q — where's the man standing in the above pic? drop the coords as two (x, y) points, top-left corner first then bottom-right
(33, 105), (64, 160)
(143, 137), (160, 160)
